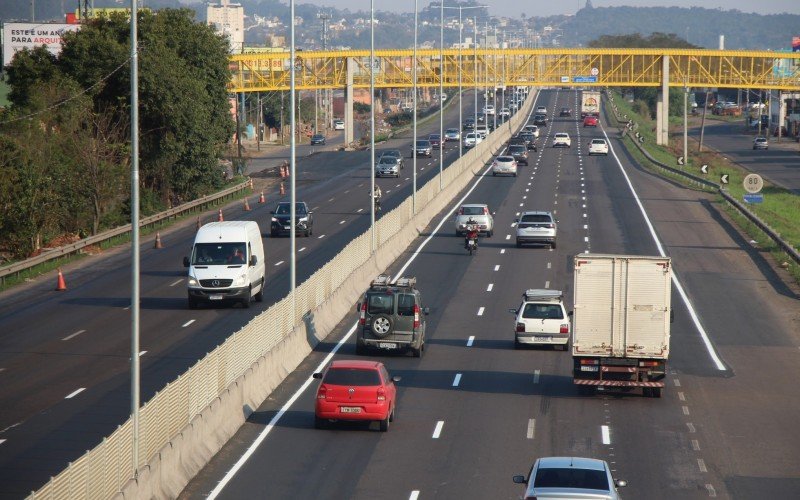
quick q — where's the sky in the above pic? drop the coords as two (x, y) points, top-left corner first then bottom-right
(299, 0), (800, 17)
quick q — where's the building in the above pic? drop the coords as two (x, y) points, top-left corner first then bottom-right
(207, 0), (244, 53)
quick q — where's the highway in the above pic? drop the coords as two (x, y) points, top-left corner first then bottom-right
(0, 92), (485, 497)
(177, 90), (800, 500)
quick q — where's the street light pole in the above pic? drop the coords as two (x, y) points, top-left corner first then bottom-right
(369, 0), (376, 251)
(473, 16), (478, 138)
(439, 1), (444, 190)
(290, 0), (297, 315)
(129, 0), (140, 477)
(413, 0), (418, 213)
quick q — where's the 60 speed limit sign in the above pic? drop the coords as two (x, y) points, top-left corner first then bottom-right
(743, 173), (763, 194)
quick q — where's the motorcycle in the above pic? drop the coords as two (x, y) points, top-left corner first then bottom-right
(464, 235), (478, 255)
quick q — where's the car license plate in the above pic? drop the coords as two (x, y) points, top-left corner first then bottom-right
(580, 366), (599, 372)
(340, 407), (361, 414)
(209, 294), (223, 300)
(378, 342), (397, 349)
(534, 336), (549, 342)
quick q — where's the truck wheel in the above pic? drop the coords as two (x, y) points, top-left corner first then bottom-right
(254, 275), (265, 302)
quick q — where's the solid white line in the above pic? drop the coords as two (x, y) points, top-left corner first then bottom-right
(487, 283), (493, 292)
(533, 370), (540, 384)
(182, 319), (195, 327)
(601, 425), (611, 444)
(207, 322), (360, 499)
(477, 307), (485, 316)
(604, 126), (726, 371)
(169, 279), (183, 287)
(317, 234), (326, 239)
(452, 373), (462, 387)
(298, 247), (306, 252)
(409, 491), (420, 500)
(274, 261), (285, 266)
(62, 329), (86, 341)
(432, 421), (444, 439)
(466, 336), (475, 347)
(65, 388), (86, 399)
(494, 265), (500, 271)
(526, 418), (536, 439)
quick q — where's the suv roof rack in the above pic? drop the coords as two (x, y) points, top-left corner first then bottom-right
(370, 274), (392, 288)
(395, 277), (417, 289)
(523, 289), (563, 301)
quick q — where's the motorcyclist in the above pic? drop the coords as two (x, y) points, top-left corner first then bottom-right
(464, 217), (480, 249)
(371, 185), (382, 211)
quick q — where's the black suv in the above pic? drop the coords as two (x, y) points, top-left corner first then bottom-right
(518, 132), (537, 150)
(270, 201), (313, 237)
(356, 275), (429, 357)
(533, 114), (548, 127)
(508, 144), (529, 165)
(462, 119), (475, 131)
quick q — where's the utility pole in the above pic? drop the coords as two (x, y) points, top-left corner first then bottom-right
(318, 12), (332, 131)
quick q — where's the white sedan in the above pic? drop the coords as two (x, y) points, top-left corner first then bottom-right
(483, 105), (495, 115)
(463, 132), (483, 148)
(588, 138), (609, 155)
(553, 132), (572, 148)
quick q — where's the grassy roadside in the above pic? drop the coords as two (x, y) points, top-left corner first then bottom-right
(607, 90), (800, 284)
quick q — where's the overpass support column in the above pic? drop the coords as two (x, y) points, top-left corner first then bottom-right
(657, 55), (670, 145)
(345, 57), (354, 146)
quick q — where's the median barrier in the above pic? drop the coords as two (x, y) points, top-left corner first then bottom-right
(31, 91), (537, 500)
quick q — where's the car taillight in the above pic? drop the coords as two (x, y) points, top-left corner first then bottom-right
(377, 389), (386, 401)
(413, 304), (420, 329)
(317, 386), (327, 399)
(516, 323), (525, 333)
(359, 302), (367, 325)
(483, 206), (489, 215)
(560, 324), (569, 334)
(545, 223), (554, 228)
(580, 358), (599, 365)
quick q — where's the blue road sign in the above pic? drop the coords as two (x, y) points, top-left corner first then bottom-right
(743, 194), (764, 204)
(573, 76), (598, 83)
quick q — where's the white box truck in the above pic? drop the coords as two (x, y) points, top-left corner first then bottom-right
(572, 254), (672, 397)
(580, 90), (601, 118)
(183, 221), (266, 309)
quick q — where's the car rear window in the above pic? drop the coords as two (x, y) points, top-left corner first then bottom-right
(522, 304), (563, 320)
(509, 145), (526, 153)
(534, 467), (609, 490)
(461, 206), (485, 216)
(520, 214), (552, 223)
(397, 294), (416, 316)
(367, 293), (394, 314)
(591, 140), (606, 145)
(323, 368), (381, 386)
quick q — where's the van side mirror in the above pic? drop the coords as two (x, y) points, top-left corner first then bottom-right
(250, 255), (258, 266)
(183, 256), (190, 268)
(312, 372), (322, 379)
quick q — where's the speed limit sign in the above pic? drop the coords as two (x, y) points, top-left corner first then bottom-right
(743, 173), (763, 194)
(590, 67), (599, 76)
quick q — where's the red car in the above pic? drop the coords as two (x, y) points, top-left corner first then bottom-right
(428, 134), (442, 149)
(313, 359), (400, 431)
(583, 115), (598, 127)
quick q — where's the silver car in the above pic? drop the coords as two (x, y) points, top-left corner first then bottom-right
(376, 156), (401, 177)
(413, 139), (432, 157)
(381, 150), (404, 168)
(445, 128), (461, 141)
(515, 211), (557, 248)
(454, 203), (494, 236)
(513, 457), (627, 500)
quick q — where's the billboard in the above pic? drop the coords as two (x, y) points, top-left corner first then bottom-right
(2, 22), (81, 67)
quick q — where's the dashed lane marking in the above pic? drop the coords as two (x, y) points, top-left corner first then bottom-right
(487, 283), (493, 292)
(139, 351), (147, 357)
(432, 421), (444, 439)
(674, 379), (682, 387)
(547, 262), (551, 269)
(494, 265), (500, 271)
(533, 370), (540, 384)
(299, 247), (306, 252)
(687, 423), (696, 433)
(169, 279), (183, 287)
(526, 418), (536, 439)
(698, 459), (708, 473)
(318, 235), (326, 239)
(328, 198), (335, 202)
(275, 261), (285, 266)
(477, 307), (485, 316)
(505, 235), (511, 240)
(678, 392), (685, 401)
(0, 439), (5, 445)
(452, 374), (462, 387)
(682, 406), (690, 415)
(544, 281), (550, 289)
(409, 491), (420, 500)
(500, 249), (506, 254)
(692, 440), (701, 451)
(339, 220), (346, 225)
(357, 208), (363, 213)
(601, 425), (611, 444)
(706, 484), (717, 497)
(466, 336), (475, 347)
(62, 330), (86, 341)
(65, 388), (86, 399)
(182, 320), (195, 328)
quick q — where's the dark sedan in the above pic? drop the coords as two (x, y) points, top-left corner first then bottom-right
(310, 134), (326, 145)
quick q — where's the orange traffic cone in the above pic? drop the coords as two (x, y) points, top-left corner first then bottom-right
(154, 232), (163, 249)
(243, 197), (251, 211)
(279, 182), (285, 195)
(218, 209), (224, 222)
(196, 217), (202, 230)
(55, 268), (67, 291)
(258, 191), (265, 203)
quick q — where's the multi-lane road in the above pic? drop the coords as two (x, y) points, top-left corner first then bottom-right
(2, 89), (799, 499)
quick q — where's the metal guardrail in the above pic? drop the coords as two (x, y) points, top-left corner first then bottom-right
(604, 91), (800, 266)
(0, 180), (252, 284)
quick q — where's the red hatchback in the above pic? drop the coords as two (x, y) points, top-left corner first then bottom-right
(583, 115), (598, 127)
(313, 360), (400, 431)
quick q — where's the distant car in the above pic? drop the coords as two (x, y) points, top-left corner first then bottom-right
(414, 139), (433, 157)
(559, 107), (572, 117)
(553, 132), (572, 148)
(524, 124), (540, 138)
(313, 359), (400, 431)
(310, 134), (326, 145)
(533, 114), (548, 127)
(270, 201), (314, 237)
(513, 457), (626, 500)
(753, 136), (769, 150)
(433, 93), (447, 101)
(454, 203), (494, 236)
(499, 108), (511, 118)
(536, 106), (547, 114)
(475, 125), (489, 139)
(376, 156), (401, 177)
(333, 119), (345, 130)
(492, 155), (518, 177)
(583, 115), (598, 127)
(588, 138), (609, 155)
(429, 133), (442, 149)
(380, 149), (404, 168)
(509, 102), (519, 112)
(462, 119), (475, 131)
(463, 132), (482, 149)
(483, 104), (495, 115)
(518, 132), (537, 150)
(508, 144), (529, 165)
(515, 211), (557, 248)
(445, 128), (461, 141)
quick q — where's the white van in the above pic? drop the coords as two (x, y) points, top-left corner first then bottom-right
(183, 221), (266, 309)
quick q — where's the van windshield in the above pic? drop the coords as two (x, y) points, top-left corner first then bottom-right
(192, 242), (247, 265)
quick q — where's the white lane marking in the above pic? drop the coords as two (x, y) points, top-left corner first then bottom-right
(494, 265), (500, 271)
(65, 388), (86, 399)
(395, 183), (401, 188)
(547, 262), (551, 269)
(687, 423), (696, 433)
(522, 196), (527, 200)
(691, 439), (701, 451)
(706, 484), (717, 497)
(432, 421), (444, 439)
(182, 320), (195, 328)
(698, 459), (708, 473)
(466, 336), (475, 347)
(601, 425), (611, 444)
(339, 220), (346, 225)
(500, 249), (505, 254)
(0, 439), (5, 445)
(344, 189), (350, 194)
(328, 197), (335, 202)
(452, 374), (462, 387)
(409, 491), (420, 500)
(505, 235), (510, 240)
(169, 279), (183, 287)
(584, 236), (589, 242)
(487, 283), (493, 292)
(386, 190), (392, 194)
(299, 247), (306, 252)
(544, 281), (550, 289)
(519, 203), (524, 207)
(526, 419), (536, 439)
(682, 406), (690, 415)
(139, 351), (147, 357)
(274, 261), (285, 266)
(405, 177), (410, 181)
(674, 379), (682, 387)
(357, 208), (363, 213)
(62, 330), (86, 341)
(604, 127), (726, 371)
(533, 370), (541, 384)
(583, 224), (588, 230)
(317, 234), (326, 239)
(313, 206), (321, 211)
(477, 307), (485, 316)
(678, 392), (686, 401)
(0, 368), (5, 373)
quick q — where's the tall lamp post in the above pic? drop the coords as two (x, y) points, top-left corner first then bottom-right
(473, 16), (478, 139)
(438, 1), (444, 189)
(412, 0), (418, 212)
(369, 0), (376, 250)
(129, 0), (140, 477)
(290, 0), (297, 314)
